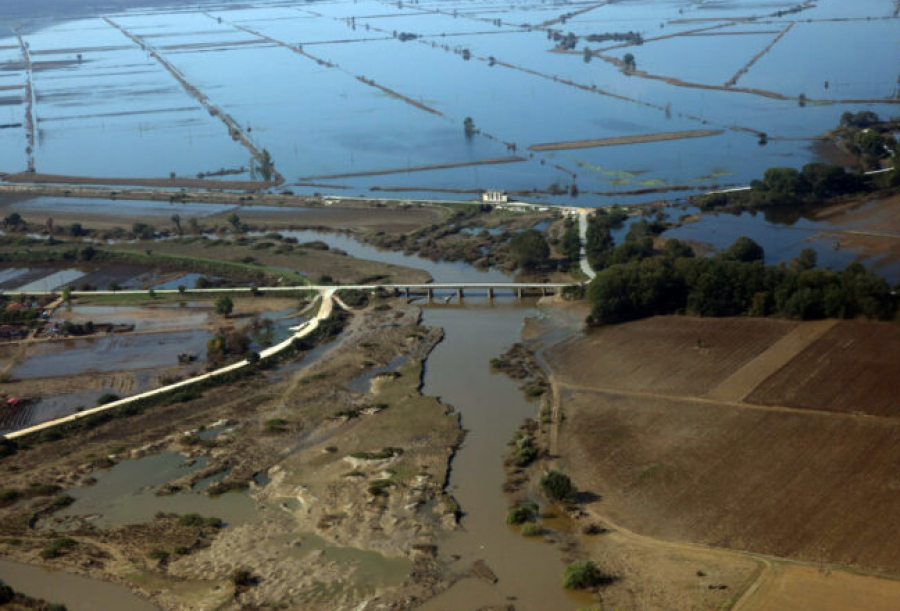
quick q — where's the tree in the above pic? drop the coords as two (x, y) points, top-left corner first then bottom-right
(226, 213), (241, 232)
(61, 285), (72, 304)
(3, 213), (23, 229)
(509, 229), (550, 270)
(892, 150), (900, 187)
(68, 222), (86, 237)
(540, 470), (575, 502)
(171, 214), (182, 236)
(463, 116), (476, 136)
(131, 222), (155, 240)
(854, 130), (887, 161)
(622, 52), (636, 72)
(187, 217), (201, 235)
(178, 285), (187, 295)
(791, 248), (818, 272)
(721, 236), (764, 263)
(215, 295), (234, 317)
(562, 560), (603, 589)
(258, 148), (274, 182)
(561, 221), (581, 263)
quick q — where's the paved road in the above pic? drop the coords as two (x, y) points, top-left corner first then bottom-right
(577, 209), (597, 280)
(5, 290), (336, 441)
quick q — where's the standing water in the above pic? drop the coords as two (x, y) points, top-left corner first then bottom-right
(418, 302), (590, 611)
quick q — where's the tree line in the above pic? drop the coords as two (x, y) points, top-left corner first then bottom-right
(585, 228), (897, 325)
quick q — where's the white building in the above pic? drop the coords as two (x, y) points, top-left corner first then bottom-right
(481, 190), (508, 204)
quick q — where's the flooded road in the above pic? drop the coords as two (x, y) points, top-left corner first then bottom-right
(418, 301), (590, 611)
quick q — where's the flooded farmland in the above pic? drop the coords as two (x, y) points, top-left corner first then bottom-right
(0, 1), (898, 610)
(0, 0), (895, 203)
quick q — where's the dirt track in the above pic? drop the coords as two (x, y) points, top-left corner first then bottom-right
(527, 130), (723, 151)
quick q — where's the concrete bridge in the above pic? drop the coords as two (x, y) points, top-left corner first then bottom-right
(0, 282), (577, 299)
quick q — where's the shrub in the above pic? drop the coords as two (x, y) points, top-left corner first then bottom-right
(540, 470), (575, 502)
(264, 418), (288, 433)
(96, 393), (120, 406)
(231, 568), (257, 588)
(562, 560), (602, 590)
(367, 479), (394, 496)
(40, 537), (77, 559)
(52, 494), (75, 509)
(351, 447), (403, 460)
(521, 523), (543, 536)
(506, 502), (538, 525)
(147, 548), (169, 561)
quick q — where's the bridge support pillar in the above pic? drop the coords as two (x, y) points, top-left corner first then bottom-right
(427, 288), (433, 301)
(516, 288), (523, 300)
(404, 287), (410, 298)
(457, 288), (464, 300)
(487, 287), (494, 301)
(542, 287), (547, 296)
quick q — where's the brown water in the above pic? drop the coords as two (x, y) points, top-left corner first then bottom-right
(0, 559), (159, 611)
(418, 301), (593, 611)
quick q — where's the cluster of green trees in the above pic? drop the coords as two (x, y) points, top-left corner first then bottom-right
(586, 235), (897, 325)
(509, 229), (550, 269)
(698, 163), (868, 211)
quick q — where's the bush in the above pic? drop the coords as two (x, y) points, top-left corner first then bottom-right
(96, 393), (120, 406)
(540, 470), (575, 502)
(40, 537), (77, 559)
(147, 548), (169, 561)
(367, 479), (394, 496)
(350, 447), (403, 460)
(231, 568), (257, 588)
(177, 513), (222, 527)
(506, 502), (538, 525)
(52, 494), (75, 509)
(521, 523), (543, 536)
(562, 560), (603, 590)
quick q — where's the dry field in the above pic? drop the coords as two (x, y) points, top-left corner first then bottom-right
(734, 564), (900, 611)
(746, 320), (900, 417)
(548, 316), (798, 397)
(547, 315), (900, 608)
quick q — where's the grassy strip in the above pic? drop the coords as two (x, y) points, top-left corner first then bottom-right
(0, 242), (308, 285)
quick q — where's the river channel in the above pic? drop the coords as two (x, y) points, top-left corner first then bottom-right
(0, 233), (586, 609)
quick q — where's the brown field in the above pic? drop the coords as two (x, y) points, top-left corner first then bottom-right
(548, 316), (798, 397)
(527, 129), (722, 151)
(559, 388), (900, 572)
(735, 564), (900, 611)
(548, 315), (900, 584)
(746, 320), (900, 417)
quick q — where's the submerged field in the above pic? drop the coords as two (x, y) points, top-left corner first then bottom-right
(1, 0), (897, 203)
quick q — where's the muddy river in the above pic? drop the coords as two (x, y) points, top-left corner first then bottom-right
(418, 302), (590, 611)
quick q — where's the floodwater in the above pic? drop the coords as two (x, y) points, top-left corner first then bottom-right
(57, 452), (256, 527)
(11, 328), (210, 378)
(664, 206), (900, 285)
(418, 302), (592, 611)
(0, 559), (159, 611)
(269, 229), (514, 283)
(0, 0), (894, 203)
